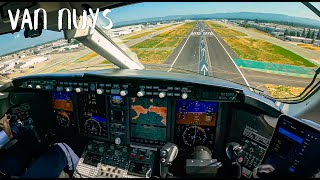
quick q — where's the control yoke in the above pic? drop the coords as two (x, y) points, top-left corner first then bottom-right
(159, 143), (178, 178)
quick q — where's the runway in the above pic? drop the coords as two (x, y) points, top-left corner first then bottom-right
(163, 21), (312, 92)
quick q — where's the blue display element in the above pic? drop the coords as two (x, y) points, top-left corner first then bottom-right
(113, 96), (121, 100)
(278, 127), (303, 144)
(52, 91), (72, 101)
(289, 167), (295, 173)
(92, 116), (107, 123)
(176, 99), (218, 113)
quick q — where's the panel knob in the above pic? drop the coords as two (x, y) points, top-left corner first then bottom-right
(97, 88), (103, 94)
(65, 87), (73, 92)
(137, 90), (145, 97)
(27, 84), (33, 88)
(115, 137), (121, 145)
(120, 90), (128, 96)
(56, 86), (63, 91)
(36, 85), (42, 89)
(45, 85), (53, 90)
(75, 87), (83, 93)
(181, 93), (188, 99)
(159, 92), (166, 98)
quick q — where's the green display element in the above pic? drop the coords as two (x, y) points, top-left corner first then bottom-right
(234, 59), (317, 78)
(130, 124), (166, 141)
(130, 98), (167, 127)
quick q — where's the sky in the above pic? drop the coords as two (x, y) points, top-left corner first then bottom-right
(1, 2), (319, 56)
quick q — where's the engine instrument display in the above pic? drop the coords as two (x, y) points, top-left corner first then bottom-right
(51, 91), (74, 127)
(78, 93), (108, 138)
(175, 100), (218, 148)
(130, 98), (167, 145)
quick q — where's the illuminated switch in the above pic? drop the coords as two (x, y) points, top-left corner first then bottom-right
(139, 155), (144, 161)
(130, 153), (135, 159)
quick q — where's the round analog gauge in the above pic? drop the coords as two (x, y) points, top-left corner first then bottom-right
(57, 111), (70, 127)
(182, 125), (207, 147)
(85, 118), (101, 135)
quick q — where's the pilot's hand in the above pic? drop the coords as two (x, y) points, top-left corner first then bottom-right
(2, 114), (13, 139)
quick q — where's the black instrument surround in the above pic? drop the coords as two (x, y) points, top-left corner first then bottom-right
(6, 69), (283, 177)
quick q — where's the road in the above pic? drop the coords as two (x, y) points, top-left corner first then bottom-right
(162, 21), (313, 94)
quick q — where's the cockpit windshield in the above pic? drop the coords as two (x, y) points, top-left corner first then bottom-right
(0, 2), (319, 101)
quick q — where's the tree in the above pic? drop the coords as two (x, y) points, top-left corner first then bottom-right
(284, 29), (289, 36)
(306, 29), (311, 38)
(289, 31), (296, 36)
(301, 28), (306, 37)
(311, 31), (315, 39)
(317, 29), (320, 40)
(297, 31), (301, 37)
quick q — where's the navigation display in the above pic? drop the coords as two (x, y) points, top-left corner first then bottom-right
(130, 98), (167, 145)
(51, 91), (74, 128)
(176, 100), (218, 126)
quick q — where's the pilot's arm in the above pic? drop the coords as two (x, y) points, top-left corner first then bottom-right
(0, 114), (13, 149)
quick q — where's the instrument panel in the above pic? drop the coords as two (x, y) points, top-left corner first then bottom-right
(48, 90), (220, 149)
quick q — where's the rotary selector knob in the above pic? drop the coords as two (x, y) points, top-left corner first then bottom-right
(115, 137), (121, 145)
(28, 84), (33, 88)
(99, 147), (105, 153)
(56, 86), (63, 91)
(97, 89), (103, 94)
(36, 85), (42, 89)
(159, 92), (166, 98)
(87, 144), (93, 150)
(137, 90), (145, 97)
(181, 93), (188, 99)
(120, 90), (128, 96)
(75, 87), (83, 93)
(65, 87), (73, 92)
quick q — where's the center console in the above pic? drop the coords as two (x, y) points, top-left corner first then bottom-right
(73, 140), (157, 178)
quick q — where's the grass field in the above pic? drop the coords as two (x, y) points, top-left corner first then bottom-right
(223, 37), (317, 67)
(129, 22), (197, 63)
(75, 52), (98, 62)
(206, 21), (247, 37)
(264, 84), (305, 98)
(297, 44), (320, 52)
(100, 59), (112, 64)
(122, 24), (172, 40)
(130, 49), (173, 64)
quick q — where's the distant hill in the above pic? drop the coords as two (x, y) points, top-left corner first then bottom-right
(113, 12), (320, 28)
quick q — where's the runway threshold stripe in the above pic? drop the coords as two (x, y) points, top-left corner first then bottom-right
(206, 23), (252, 90)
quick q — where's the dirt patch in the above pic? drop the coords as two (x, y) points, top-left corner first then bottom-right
(264, 84), (305, 98)
(297, 43), (320, 52)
